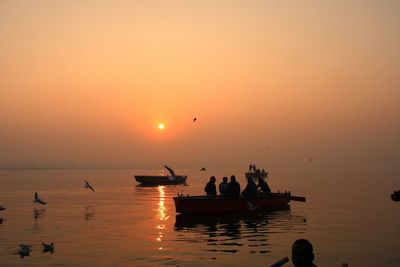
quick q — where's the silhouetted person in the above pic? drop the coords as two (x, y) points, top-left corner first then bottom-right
(204, 176), (217, 196)
(226, 175), (241, 197)
(292, 239), (316, 267)
(242, 177), (258, 197)
(257, 177), (271, 193)
(219, 177), (228, 196)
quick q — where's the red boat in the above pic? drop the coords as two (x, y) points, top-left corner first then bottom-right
(173, 192), (305, 214)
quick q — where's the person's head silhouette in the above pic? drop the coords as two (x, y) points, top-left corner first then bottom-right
(292, 239), (315, 267)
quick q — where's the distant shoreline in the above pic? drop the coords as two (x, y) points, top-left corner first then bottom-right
(0, 167), (138, 171)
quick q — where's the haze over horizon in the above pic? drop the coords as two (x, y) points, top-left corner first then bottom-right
(1, 1), (399, 178)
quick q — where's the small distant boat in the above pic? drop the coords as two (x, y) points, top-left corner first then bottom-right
(134, 165), (187, 186)
(174, 192), (305, 214)
(391, 190), (400, 202)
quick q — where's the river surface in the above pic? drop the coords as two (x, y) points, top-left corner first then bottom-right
(0, 168), (399, 266)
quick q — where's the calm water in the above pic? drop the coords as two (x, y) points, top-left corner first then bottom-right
(0, 168), (399, 266)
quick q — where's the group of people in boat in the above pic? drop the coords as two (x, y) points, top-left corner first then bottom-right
(204, 175), (271, 197)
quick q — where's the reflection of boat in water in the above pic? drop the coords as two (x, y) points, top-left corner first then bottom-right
(175, 206), (290, 229)
(134, 165), (187, 186)
(174, 193), (305, 214)
(174, 208), (306, 254)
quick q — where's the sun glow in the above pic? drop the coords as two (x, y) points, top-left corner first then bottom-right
(158, 123), (165, 130)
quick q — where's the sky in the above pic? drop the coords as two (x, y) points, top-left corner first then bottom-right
(0, 1), (399, 175)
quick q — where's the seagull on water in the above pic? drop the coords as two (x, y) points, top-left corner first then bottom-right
(0, 205), (6, 211)
(34, 192), (47, 205)
(193, 117), (197, 123)
(84, 181), (95, 192)
(18, 244), (32, 258)
(41, 241), (55, 254)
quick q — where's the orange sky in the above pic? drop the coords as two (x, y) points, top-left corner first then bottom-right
(0, 1), (399, 175)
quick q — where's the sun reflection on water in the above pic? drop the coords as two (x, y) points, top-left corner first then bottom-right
(155, 186), (169, 250)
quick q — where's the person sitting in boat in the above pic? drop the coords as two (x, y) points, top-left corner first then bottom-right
(204, 176), (217, 196)
(219, 177), (229, 196)
(291, 239), (316, 267)
(257, 177), (271, 193)
(226, 175), (241, 197)
(242, 177), (258, 197)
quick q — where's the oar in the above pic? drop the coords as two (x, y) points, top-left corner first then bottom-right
(289, 195), (306, 202)
(270, 256), (289, 267)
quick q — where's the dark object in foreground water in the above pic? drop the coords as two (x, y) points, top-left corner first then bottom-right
(391, 190), (400, 202)
(292, 239), (315, 267)
(0, 217), (3, 224)
(174, 192), (306, 214)
(0, 205), (6, 211)
(270, 257), (289, 267)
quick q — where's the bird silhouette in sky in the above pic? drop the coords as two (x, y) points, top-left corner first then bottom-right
(41, 241), (55, 254)
(34, 192), (47, 205)
(84, 181), (95, 192)
(200, 167), (206, 171)
(193, 117), (197, 123)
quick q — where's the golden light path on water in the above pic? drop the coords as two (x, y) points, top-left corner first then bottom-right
(155, 186), (169, 251)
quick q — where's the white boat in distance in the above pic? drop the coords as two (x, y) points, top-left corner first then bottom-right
(134, 165), (187, 186)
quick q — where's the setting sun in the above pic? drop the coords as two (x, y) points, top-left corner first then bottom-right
(158, 123), (165, 130)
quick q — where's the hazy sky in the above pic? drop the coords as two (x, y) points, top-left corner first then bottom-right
(0, 1), (399, 173)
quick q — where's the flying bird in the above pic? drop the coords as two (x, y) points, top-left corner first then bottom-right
(34, 192), (47, 205)
(84, 181), (95, 192)
(41, 241), (55, 254)
(193, 117), (197, 123)
(0, 205), (6, 211)
(164, 165), (177, 181)
(200, 167), (206, 171)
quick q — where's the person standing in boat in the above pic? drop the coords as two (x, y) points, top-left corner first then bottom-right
(204, 176), (217, 196)
(242, 177), (258, 197)
(219, 177), (229, 196)
(226, 175), (241, 197)
(257, 177), (271, 193)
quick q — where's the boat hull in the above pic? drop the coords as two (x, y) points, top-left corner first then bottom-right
(134, 175), (187, 185)
(174, 193), (290, 214)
